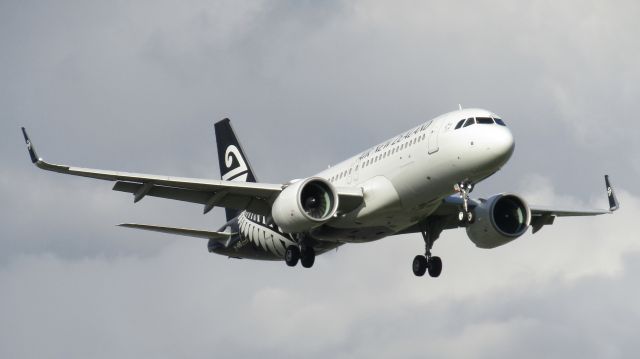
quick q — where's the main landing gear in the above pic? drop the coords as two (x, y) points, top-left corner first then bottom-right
(413, 221), (443, 278)
(455, 181), (475, 224)
(285, 244), (315, 268)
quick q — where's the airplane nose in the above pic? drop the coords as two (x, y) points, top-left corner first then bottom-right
(493, 127), (515, 163)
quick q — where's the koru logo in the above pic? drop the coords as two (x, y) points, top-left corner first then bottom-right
(26, 140), (32, 151)
(607, 187), (613, 196)
(222, 145), (248, 181)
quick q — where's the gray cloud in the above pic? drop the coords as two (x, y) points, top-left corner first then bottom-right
(1, 0), (639, 358)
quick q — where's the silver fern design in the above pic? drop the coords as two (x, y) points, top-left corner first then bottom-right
(222, 145), (248, 181)
(237, 212), (295, 257)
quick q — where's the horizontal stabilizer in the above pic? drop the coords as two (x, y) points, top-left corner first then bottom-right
(118, 223), (235, 242)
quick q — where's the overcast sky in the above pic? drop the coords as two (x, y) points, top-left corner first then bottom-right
(2, 0), (640, 358)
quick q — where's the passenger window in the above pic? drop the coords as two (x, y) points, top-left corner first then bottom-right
(463, 118), (475, 127)
(476, 117), (494, 124)
(494, 118), (507, 126)
(455, 119), (465, 129)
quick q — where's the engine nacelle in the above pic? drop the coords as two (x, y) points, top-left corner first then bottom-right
(272, 177), (339, 233)
(466, 194), (531, 249)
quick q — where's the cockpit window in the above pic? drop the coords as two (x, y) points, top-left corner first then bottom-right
(463, 118), (475, 127)
(494, 118), (506, 126)
(476, 117), (494, 124)
(454, 119), (465, 129)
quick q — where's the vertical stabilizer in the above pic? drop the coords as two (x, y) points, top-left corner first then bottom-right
(214, 118), (258, 221)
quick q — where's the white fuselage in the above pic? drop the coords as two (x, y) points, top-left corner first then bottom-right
(313, 108), (514, 240)
(218, 108), (514, 259)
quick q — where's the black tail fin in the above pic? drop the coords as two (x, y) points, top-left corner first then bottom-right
(214, 118), (258, 221)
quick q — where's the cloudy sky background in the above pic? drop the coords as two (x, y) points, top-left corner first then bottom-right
(2, 0), (640, 357)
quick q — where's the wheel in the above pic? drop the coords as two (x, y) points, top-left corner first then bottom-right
(428, 256), (442, 278)
(300, 246), (316, 268)
(466, 211), (474, 223)
(412, 255), (427, 277)
(458, 211), (465, 222)
(285, 246), (300, 267)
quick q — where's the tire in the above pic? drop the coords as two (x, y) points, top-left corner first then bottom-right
(285, 246), (300, 267)
(428, 256), (442, 278)
(466, 211), (474, 223)
(412, 255), (427, 277)
(300, 246), (316, 268)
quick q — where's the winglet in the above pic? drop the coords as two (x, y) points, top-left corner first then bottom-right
(605, 175), (619, 212)
(21, 127), (40, 164)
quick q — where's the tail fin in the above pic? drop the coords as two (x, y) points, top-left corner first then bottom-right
(214, 118), (258, 221)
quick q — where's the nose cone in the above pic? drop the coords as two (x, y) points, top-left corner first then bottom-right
(492, 127), (515, 165)
(470, 125), (515, 171)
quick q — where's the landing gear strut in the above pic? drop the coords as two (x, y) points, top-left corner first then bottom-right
(413, 221), (443, 278)
(455, 181), (474, 223)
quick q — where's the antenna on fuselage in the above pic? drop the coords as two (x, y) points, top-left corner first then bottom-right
(458, 104), (463, 110)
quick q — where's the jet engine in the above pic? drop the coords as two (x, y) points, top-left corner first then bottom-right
(466, 194), (531, 248)
(272, 177), (339, 233)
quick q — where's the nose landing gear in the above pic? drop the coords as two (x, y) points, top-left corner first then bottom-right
(455, 181), (475, 223)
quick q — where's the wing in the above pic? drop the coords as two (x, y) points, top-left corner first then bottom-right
(21, 128), (364, 216)
(119, 223), (234, 241)
(401, 175), (619, 235)
(526, 175), (619, 233)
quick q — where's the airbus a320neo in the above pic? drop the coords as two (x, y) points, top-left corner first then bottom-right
(22, 108), (619, 277)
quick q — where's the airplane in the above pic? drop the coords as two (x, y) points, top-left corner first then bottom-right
(21, 108), (619, 278)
